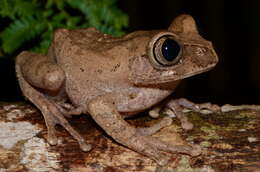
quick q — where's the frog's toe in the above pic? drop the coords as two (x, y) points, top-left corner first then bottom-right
(181, 121), (194, 131)
(190, 144), (202, 156)
(154, 155), (171, 166)
(149, 108), (160, 118)
(161, 116), (173, 127)
(199, 103), (221, 113)
(47, 133), (58, 145)
(79, 142), (92, 152)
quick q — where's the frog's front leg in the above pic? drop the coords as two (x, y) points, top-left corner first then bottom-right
(137, 117), (173, 136)
(87, 95), (201, 165)
(16, 51), (91, 151)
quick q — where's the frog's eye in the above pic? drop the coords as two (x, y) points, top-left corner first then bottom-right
(153, 37), (182, 66)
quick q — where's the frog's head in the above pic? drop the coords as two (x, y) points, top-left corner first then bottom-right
(129, 14), (218, 85)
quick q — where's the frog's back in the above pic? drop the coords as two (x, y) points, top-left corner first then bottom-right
(49, 28), (167, 108)
(49, 28), (140, 106)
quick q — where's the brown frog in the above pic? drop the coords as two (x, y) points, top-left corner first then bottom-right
(16, 14), (218, 165)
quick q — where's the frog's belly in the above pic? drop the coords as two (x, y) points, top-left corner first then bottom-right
(115, 87), (174, 114)
(66, 81), (174, 115)
(64, 69), (178, 114)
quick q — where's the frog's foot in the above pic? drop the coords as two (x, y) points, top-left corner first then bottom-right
(18, 82), (91, 151)
(174, 98), (221, 113)
(130, 134), (201, 165)
(146, 136), (202, 158)
(43, 100), (91, 151)
(149, 98), (220, 131)
(88, 95), (201, 165)
(137, 117), (172, 136)
(27, 96), (91, 151)
(36, 97), (91, 151)
(166, 99), (194, 131)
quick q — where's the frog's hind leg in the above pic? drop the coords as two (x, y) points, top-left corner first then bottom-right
(16, 51), (91, 151)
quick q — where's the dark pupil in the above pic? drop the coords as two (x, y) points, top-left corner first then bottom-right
(161, 39), (180, 62)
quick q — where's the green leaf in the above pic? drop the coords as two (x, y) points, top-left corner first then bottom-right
(67, 0), (128, 36)
(1, 16), (46, 53)
(66, 16), (82, 28)
(0, 0), (15, 18)
(54, 0), (66, 10)
(0, 0), (128, 56)
(14, 0), (38, 17)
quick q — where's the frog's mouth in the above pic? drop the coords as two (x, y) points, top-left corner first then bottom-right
(178, 63), (217, 80)
(130, 62), (217, 85)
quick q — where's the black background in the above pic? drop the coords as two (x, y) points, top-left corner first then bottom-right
(1, 0), (260, 106)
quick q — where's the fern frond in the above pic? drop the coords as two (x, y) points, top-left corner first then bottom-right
(0, 0), (16, 18)
(0, 0), (38, 19)
(67, 0), (128, 36)
(1, 16), (46, 53)
(0, 0), (128, 55)
(14, 0), (38, 17)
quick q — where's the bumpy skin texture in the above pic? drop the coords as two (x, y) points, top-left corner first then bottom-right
(16, 15), (218, 165)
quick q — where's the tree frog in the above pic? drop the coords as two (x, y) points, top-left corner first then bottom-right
(16, 14), (218, 165)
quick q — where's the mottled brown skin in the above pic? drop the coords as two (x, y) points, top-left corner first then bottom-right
(16, 15), (218, 165)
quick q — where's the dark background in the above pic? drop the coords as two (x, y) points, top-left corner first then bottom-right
(1, 0), (260, 105)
